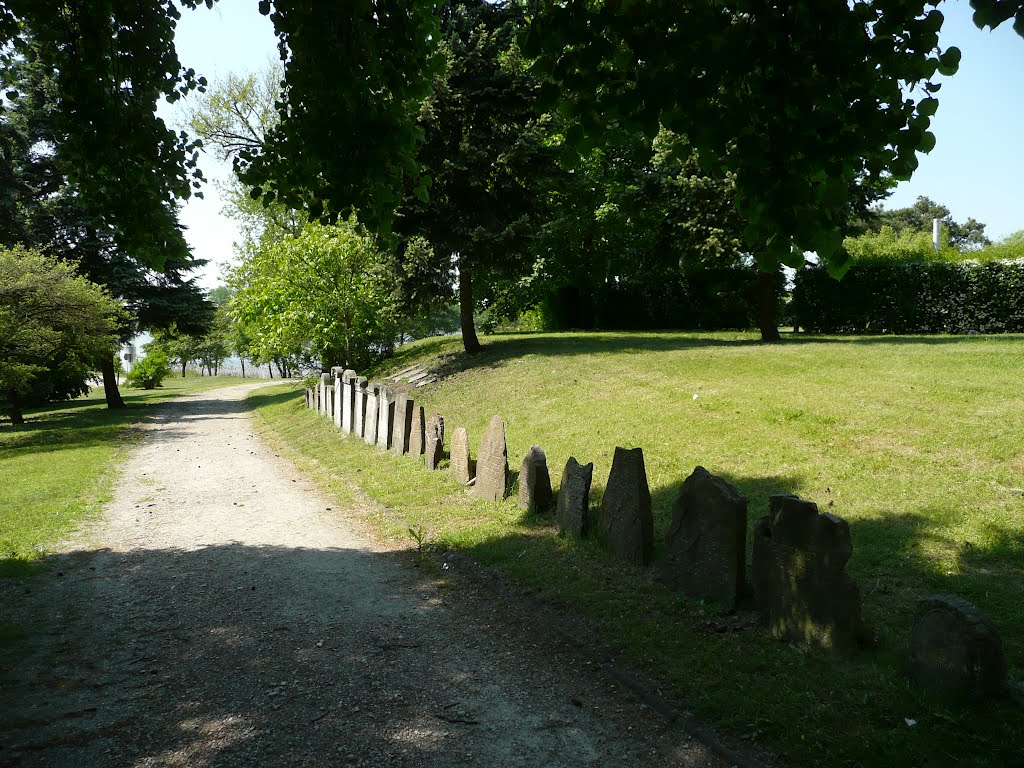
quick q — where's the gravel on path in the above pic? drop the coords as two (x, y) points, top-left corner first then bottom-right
(1, 383), (730, 767)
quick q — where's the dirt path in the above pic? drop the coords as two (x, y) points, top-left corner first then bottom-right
(1, 383), (729, 767)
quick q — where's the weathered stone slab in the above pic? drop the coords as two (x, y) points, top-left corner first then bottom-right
(450, 427), (472, 485)
(425, 414), (445, 470)
(319, 373), (331, 415)
(663, 466), (747, 607)
(555, 457), (593, 537)
(910, 595), (1006, 701)
(333, 373), (343, 428)
(353, 377), (369, 438)
(376, 387), (394, 450)
(518, 446), (553, 515)
(341, 369), (357, 433)
(597, 447), (653, 565)
(753, 494), (862, 650)
(325, 384), (335, 420)
(408, 405), (426, 460)
(363, 383), (381, 446)
(391, 394), (414, 455)
(473, 416), (507, 502)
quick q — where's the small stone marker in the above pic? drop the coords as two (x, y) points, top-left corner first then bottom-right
(752, 494), (862, 650)
(391, 394), (414, 455)
(555, 457), (593, 537)
(663, 467), (747, 607)
(363, 383), (380, 446)
(425, 414), (445, 470)
(341, 370), (356, 433)
(376, 387), (395, 450)
(450, 427), (472, 485)
(408, 405), (426, 460)
(473, 416), (508, 502)
(353, 377), (368, 438)
(319, 373), (331, 415)
(597, 447), (653, 565)
(910, 595), (1006, 701)
(518, 446), (553, 514)
(333, 373), (343, 428)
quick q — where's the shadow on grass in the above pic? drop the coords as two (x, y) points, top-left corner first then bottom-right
(423, 331), (1024, 381)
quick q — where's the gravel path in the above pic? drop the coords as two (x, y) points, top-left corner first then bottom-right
(1, 383), (729, 767)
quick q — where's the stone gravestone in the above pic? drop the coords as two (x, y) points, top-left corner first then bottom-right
(341, 369), (357, 433)
(909, 595), (1006, 701)
(391, 394), (414, 455)
(473, 416), (508, 502)
(353, 377), (369, 438)
(518, 446), (553, 515)
(363, 383), (380, 446)
(376, 386), (395, 450)
(450, 427), (472, 485)
(425, 414), (445, 470)
(555, 457), (593, 537)
(319, 373), (331, 416)
(597, 447), (653, 565)
(663, 466), (747, 607)
(408, 405), (426, 461)
(752, 494), (862, 650)
(333, 366), (346, 428)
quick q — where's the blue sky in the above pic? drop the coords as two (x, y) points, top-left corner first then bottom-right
(166, 1), (1024, 289)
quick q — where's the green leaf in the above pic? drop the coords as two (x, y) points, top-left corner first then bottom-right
(919, 131), (936, 154)
(936, 46), (961, 76)
(917, 97), (939, 117)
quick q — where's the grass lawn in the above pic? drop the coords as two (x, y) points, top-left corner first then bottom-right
(0, 375), (245, 577)
(250, 331), (1023, 767)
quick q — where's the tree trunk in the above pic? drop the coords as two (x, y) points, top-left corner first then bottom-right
(240, 357), (246, 378)
(756, 269), (781, 343)
(181, 360), (186, 377)
(101, 354), (127, 409)
(459, 264), (482, 355)
(268, 364), (273, 379)
(5, 390), (24, 425)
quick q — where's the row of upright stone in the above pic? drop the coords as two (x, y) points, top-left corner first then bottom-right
(305, 374), (1008, 701)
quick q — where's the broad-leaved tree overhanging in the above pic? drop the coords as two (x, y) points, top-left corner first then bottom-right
(0, 0), (208, 272)
(233, 0), (1023, 276)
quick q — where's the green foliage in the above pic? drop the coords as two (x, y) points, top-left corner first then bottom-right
(0, 245), (120, 422)
(871, 196), (990, 251)
(843, 225), (959, 264)
(229, 220), (401, 370)
(124, 349), (171, 390)
(792, 259), (1024, 333)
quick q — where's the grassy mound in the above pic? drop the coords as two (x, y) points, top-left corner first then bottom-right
(251, 331), (1024, 767)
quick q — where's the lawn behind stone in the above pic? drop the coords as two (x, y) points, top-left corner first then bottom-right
(251, 331), (1023, 767)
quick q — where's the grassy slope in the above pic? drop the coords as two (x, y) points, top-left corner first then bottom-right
(0, 375), (245, 576)
(251, 332), (1023, 767)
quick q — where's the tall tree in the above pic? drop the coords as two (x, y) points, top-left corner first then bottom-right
(0, 37), (212, 407)
(0, 246), (120, 424)
(397, 0), (559, 353)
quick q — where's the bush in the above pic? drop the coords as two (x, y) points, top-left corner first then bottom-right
(792, 259), (1024, 334)
(125, 351), (171, 389)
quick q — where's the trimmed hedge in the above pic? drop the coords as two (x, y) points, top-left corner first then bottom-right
(792, 259), (1024, 334)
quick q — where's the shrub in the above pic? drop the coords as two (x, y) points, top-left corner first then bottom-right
(125, 351), (171, 389)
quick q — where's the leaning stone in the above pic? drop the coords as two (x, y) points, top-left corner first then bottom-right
(425, 414), (445, 470)
(353, 377), (369, 438)
(759, 494), (862, 650)
(332, 371), (343, 428)
(363, 383), (381, 446)
(518, 446), (553, 514)
(376, 386), (395, 450)
(473, 416), (508, 502)
(910, 595), (1006, 701)
(408, 405), (426, 461)
(325, 384), (335, 420)
(391, 394), (414, 455)
(555, 457), (593, 537)
(597, 447), (653, 565)
(663, 467), (747, 607)
(450, 427), (472, 485)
